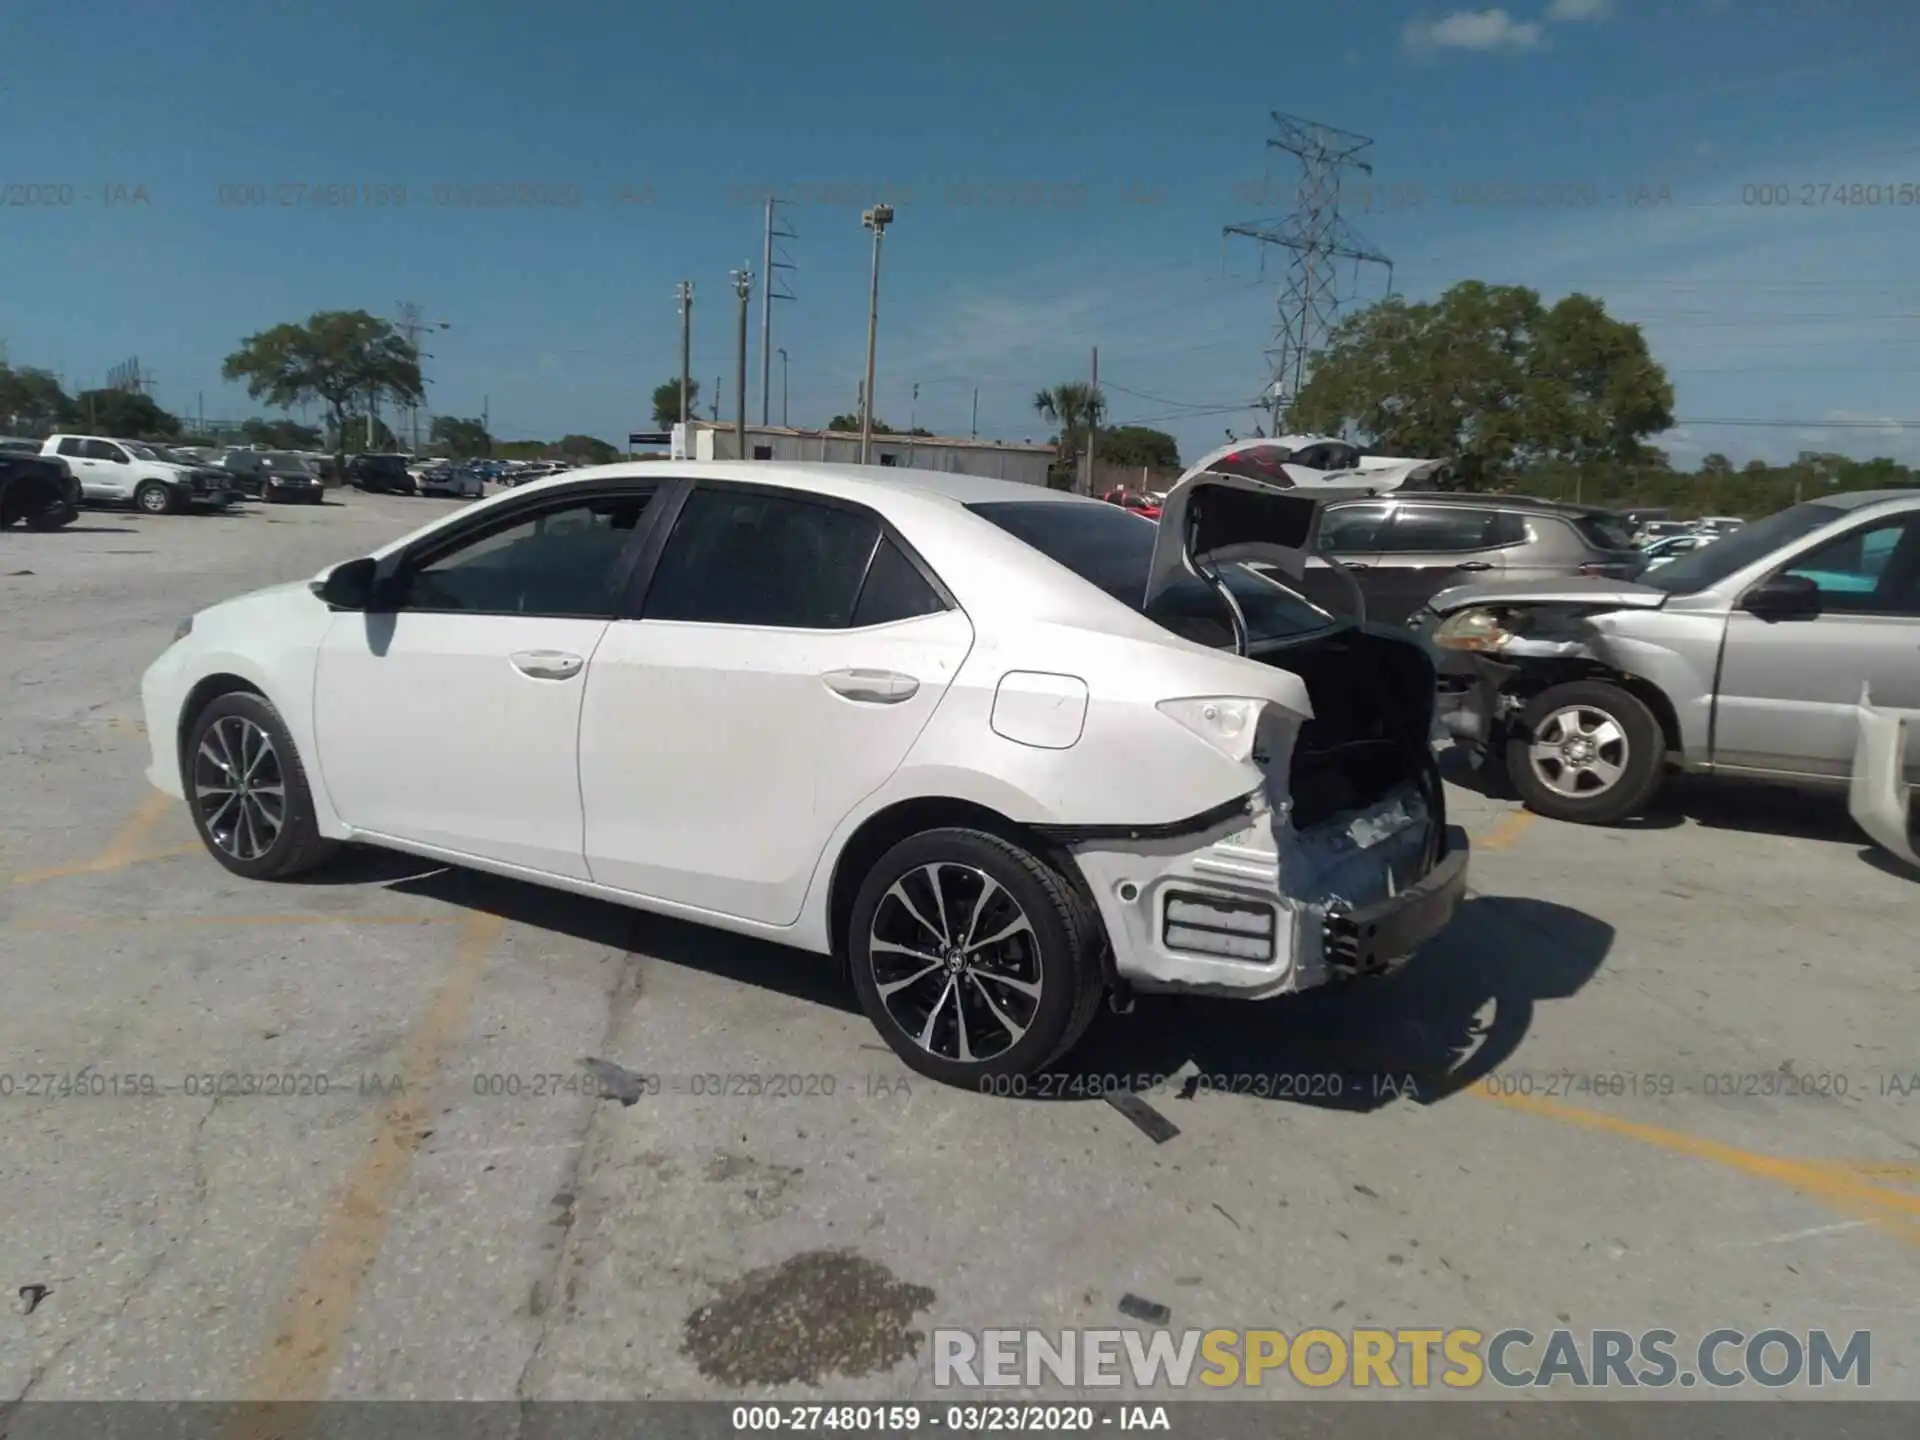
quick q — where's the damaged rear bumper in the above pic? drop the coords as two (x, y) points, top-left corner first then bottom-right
(1059, 784), (1470, 1000)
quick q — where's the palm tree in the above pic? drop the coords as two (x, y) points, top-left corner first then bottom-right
(1033, 381), (1106, 489)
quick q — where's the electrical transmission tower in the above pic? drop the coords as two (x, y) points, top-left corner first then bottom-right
(758, 197), (797, 426)
(1224, 111), (1393, 434)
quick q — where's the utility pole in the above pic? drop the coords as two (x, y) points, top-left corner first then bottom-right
(732, 263), (754, 456)
(971, 387), (978, 439)
(1085, 346), (1099, 495)
(759, 198), (797, 426)
(675, 281), (694, 430)
(859, 203), (894, 464)
(776, 347), (789, 427)
(712, 376), (721, 422)
(1224, 111), (1392, 432)
(482, 394), (490, 450)
(395, 302), (451, 453)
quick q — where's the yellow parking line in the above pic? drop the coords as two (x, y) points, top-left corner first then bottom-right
(1482, 1090), (1920, 1244)
(233, 908), (506, 1410)
(1475, 808), (1539, 852)
(9, 789), (189, 886)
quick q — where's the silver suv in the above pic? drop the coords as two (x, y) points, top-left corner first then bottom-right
(1418, 489), (1920, 825)
(1300, 493), (1644, 625)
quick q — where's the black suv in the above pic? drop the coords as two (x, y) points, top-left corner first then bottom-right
(0, 449), (81, 530)
(1296, 493), (1646, 625)
(346, 453), (417, 495)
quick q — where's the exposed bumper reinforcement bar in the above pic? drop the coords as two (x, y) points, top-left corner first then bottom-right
(1323, 826), (1470, 978)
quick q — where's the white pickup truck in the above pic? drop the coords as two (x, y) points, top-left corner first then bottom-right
(41, 434), (238, 514)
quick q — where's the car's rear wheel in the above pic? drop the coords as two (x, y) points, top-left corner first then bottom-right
(847, 828), (1104, 1086)
(1506, 679), (1666, 824)
(135, 481), (176, 515)
(185, 691), (339, 880)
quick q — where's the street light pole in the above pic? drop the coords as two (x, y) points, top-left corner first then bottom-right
(732, 264), (754, 457)
(859, 203), (893, 465)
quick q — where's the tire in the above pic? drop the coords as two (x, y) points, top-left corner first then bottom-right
(135, 480), (177, 515)
(1505, 679), (1666, 825)
(24, 501), (78, 531)
(846, 827), (1104, 1087)
(183, 691), (340, 880)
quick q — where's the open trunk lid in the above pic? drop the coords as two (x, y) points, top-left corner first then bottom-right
(1143, 451), (1385, 610)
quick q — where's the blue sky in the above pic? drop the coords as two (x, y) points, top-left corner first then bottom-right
(3, 0), (1917, 466)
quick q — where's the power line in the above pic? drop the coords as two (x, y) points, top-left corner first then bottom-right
(1675, 417), (1920, 430)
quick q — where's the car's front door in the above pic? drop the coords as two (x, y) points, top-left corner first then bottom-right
(577, 481), (974, 925)
(1364, 503), (1513, 624)
(312, 484), (664, 876)
(1299, 501), (1390, 620)
(63, 438), (133, 500)
(1713, 511), (1920, 779)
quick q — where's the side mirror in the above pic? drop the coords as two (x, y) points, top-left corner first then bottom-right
(311, 556), (381, 610)
(1742, 572), (1821, 620)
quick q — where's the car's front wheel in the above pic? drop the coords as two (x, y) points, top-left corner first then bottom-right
(1505, 679), (1666, 824)
(846, 828), (1104, 1086)
(184, 691), (339, 880)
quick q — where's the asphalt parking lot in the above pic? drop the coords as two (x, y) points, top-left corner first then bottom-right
(3, 487), (1918, 1410)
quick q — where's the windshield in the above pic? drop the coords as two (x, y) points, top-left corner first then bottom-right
(264, 454), (307, 471)
(966, 499), (1337, 647)
(1640, 502), (1846, 593)
(123, 442), (169, 461)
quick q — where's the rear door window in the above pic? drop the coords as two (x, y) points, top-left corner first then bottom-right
(642, 487), (883, 629)
(1379, 504), (1503, 552)
(1315, 503), (1390, 552)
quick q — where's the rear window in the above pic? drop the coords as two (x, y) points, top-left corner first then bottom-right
(1569, 512), (1638, 550)
(966, 499), (1335, 648)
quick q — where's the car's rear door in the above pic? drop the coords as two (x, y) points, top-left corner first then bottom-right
(1364, 503), (1513, 624)
(312, 482), (664, 877)
(576, 480), (974, 925)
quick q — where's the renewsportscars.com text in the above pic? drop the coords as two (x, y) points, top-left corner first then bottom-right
(932, 1327), (1871, 1390)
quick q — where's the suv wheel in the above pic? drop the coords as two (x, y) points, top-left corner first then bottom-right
(184, 691), (339, 880)
(846, 828), (1104, 1087)
(1505, 679), (1666, 824)
(135, 481), (177, 515)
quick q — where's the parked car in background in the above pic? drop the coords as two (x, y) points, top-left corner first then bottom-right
(40, 435), (237, 514)
(1291, 493), (1645, 626)
(1418, 489), (1920, 826)
(142, 460), (1468, 1085)
(1099, 487), (1161, 520)
(1639, 532), (1711, 569)
(420, 463), (485, 498)
(0, 449), (81, 529)
(1633, 519), (1695, 546)
(346, 453), (417, 495)
(1695, 515), (1748, 537)
(214, 449), (321, 503)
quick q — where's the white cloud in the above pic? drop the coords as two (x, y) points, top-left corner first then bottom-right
(1546, 0), (1610, 21)
(1403, 9), (1545, 54)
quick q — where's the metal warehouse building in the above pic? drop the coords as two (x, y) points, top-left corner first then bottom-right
(671, 421), (1056, 488)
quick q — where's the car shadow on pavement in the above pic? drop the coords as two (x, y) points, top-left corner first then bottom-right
(1052, 894), (1614, 1114)
(376, 857), (861, 1014)
(1664, 776), (1875, 847)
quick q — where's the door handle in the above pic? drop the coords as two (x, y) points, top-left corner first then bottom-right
(1455, 561), (1495, 572)
(1342, 563), (1371, 571)
(821, 668), (920, 704)
(509, 649), (584, 680)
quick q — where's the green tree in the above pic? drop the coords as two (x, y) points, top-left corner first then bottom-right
(827, 413), (893, 433)
(1291, 281), (1673, 488)
(0, 365), (73, 433)
(1096, 424), (1180, 470)
(555, 434), (619, 464)
(430, 415), (493, 457)
(1699, 452), (1734, 475)
(222, 311), (424, 473)
(1034, 382), (1107, 477)
(651, 378), (699, 430)
(240, 417), (324, 449)
(73, 389), (180, 438)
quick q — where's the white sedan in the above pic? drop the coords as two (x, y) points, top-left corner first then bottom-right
(142, 461), (1468, 1084)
